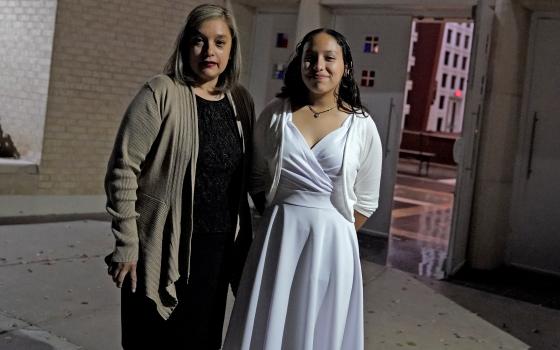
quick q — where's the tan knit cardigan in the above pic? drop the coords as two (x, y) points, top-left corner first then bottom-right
(105, 74), (255, 319)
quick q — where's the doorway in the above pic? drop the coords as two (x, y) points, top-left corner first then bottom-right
(332, 10), (486, 277)
(386, 19), (475, 278)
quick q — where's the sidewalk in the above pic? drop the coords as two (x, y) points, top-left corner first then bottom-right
(0, 220), (529, 349)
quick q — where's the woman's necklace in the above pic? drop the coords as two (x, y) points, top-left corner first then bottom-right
(308, 104), (336, 118)
(194, 86), (223, 100)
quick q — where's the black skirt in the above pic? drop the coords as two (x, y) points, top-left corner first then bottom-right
(121, 231), (234, 350)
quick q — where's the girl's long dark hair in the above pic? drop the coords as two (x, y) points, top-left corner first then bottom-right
(277, 28), (365, 114)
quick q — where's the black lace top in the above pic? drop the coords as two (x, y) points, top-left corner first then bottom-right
(192, 95), (243, 234)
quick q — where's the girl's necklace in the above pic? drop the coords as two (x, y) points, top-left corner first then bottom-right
(308, 104), (336, 118)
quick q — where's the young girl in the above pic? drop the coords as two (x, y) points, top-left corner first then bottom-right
(105, 4), (254, 349)
(224, 28), (382, 350)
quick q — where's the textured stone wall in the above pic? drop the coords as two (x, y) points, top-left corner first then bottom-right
(0, 0), (57, 162)
(0, 0), (220, 195)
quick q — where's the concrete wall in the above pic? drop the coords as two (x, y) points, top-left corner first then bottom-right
(0, 0), (57, 162)
(40, 0), (213, 196)
(249, 11), (298, 113)
(0, 0), (220, 212)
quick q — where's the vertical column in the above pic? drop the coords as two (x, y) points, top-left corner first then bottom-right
(296, 0), (333, 41)
(225, 0), (256, 87)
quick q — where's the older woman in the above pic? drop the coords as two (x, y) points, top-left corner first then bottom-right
(105, 4), (254, 349)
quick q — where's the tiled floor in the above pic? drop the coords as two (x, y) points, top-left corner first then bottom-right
(449, 266), (560, 310)
(388, 160), (456, 278)
(380, 159), (560, 350)
(423, 275), (560, 350)
(1, 220), (532, 350)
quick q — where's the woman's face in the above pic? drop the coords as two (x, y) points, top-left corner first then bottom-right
(301, 32), (346, 98)
(188, 18), (232, 85)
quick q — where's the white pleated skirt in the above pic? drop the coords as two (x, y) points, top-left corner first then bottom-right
(223, 190), (364, 350)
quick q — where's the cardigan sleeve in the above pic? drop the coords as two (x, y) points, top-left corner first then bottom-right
(353, 115), (383, 217)
(249, 100), (276, 195)
(104, 83), (162, 263)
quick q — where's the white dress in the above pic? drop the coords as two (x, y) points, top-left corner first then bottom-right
(223, 115), (364, 350)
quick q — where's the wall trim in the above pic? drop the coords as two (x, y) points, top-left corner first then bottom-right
(0, 159), (39, 174)
(0, 195), (106, 217)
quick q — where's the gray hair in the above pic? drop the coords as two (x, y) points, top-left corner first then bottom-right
(164, 4), (241, 91)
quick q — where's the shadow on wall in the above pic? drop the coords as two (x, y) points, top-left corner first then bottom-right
(0, 123), (20, 159)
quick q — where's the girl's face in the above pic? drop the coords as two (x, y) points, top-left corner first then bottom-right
(301, 32), (346, 98)
(188, 18), (232, 85)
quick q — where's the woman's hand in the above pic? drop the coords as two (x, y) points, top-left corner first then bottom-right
(108, 261), (137, 293)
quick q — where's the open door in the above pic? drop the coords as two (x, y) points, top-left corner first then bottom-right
(334, 13), (412, 251)
(446, 0), (494, 276)
(509, 14), (560, 275)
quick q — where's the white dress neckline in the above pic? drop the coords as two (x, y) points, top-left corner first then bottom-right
(287, 113), (352, 151)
